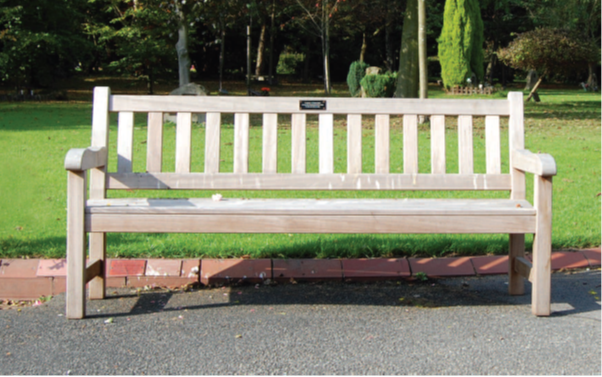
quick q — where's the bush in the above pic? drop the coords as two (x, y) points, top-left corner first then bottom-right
(346, 61), (370, 97)
(360, 72), (397, 98)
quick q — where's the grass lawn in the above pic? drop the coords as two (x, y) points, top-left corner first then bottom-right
(0, 81), (599, 259)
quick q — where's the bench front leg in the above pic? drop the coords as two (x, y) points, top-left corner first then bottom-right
(66, 170), (87, 319)
(532, 175), (553, 316)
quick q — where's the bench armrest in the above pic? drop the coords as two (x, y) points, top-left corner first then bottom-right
(65, 147), (107, 171)
(512, 149), (557, 177)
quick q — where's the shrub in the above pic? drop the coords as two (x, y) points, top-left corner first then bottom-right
(360, 72), (397, 98)
(437, 0), (484, 88)
(346, 61), (370, 97)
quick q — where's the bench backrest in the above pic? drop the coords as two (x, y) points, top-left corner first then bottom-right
(90, 87), (525, 199)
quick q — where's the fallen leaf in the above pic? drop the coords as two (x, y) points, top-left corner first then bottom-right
(235, 334), (242, 338)
(104, 318), (114, 324)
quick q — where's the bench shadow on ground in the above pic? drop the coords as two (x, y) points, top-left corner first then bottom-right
(85, 270), (601, 320)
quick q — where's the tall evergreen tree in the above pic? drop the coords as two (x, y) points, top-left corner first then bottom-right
(437, 0), (484, 88)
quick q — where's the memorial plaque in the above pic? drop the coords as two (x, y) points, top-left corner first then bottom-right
(299, 100), (327, 111)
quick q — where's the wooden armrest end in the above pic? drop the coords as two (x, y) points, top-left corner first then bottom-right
(512, 149), (556, 177)
(65, 147), (107, 171)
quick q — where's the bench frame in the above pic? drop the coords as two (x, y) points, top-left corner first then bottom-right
(65, 87), (556, 319)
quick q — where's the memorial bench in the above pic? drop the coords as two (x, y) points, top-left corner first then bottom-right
(64, 87), (556, 319)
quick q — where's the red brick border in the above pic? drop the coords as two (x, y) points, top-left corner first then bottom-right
(1, 250), (599, 300)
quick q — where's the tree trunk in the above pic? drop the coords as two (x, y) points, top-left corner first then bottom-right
(268, 0), (276, 85)
(322, 0), (331, 95)
(175, 2), (191, 87)
(255, 23), (267, 77)
(247, 24), (251, 95)
(219, 24), (226, 92)
(524, 70), (540, 102)
(385, 1), (394, 72)
(526, 72), (545, 102)
(418, 0), (427, 100)
(395, 0), (419, 98)
(586, 62), (598, 91)
(147, 66), (154, 94)
(360, 31), (367, 62)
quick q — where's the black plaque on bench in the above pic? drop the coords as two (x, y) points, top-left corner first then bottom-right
(299, 100), (327, 111)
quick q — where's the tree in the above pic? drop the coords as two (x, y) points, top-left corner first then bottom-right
(0, 0), (91, 89)
(395, 0), (418, 97)
(497, 28), (599, 101)
(521, 0), (601, 88)
(437, 0), (484, 89)
(292, 0), (343, 95)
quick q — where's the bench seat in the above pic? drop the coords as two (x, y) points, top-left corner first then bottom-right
(85, 198), (536, 234)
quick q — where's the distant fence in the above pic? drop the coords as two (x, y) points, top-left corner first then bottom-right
(447, 86), (494, 95)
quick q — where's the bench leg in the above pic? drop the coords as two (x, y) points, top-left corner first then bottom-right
(89, 233), (106, 300)
(508, 234), (525, 295)
(66, 171), (87, 319)
(532, 176), (553, 316)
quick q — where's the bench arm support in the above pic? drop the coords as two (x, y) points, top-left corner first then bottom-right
(512, 149), (556, 177)
(65, 147), (107, 171)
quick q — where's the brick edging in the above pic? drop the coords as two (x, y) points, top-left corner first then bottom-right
(1, 248), (599, 300)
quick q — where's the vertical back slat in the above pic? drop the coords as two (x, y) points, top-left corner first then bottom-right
(509, 92), (525, 199)
(430, 115), (446, 174)
(347, 114), (362, 174)
(90, 87), (110, 198)
(262, 113), (278, 173)
(117, 112), (134, 173)
(375, 114), (390, 174)
(204, 112), (221, 174)
(234, 113), (250, 173)
(485, 115), (501, 174)
(175, 112), (192, 173)
(403, 114), (418, 174)
(291, 114), (306, 174)
(458, 115), (474, 174)
(146, 112), (163, 173)
(319, 114), (334, 174)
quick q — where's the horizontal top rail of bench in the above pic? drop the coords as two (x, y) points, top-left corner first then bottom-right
(109, 95), (511, 116)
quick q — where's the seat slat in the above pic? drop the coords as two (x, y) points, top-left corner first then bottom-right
(146, 112), (163, 173)
(291, 113), (306, 174)
(204, 112), (221, 174)
(374, 114), (390, 174)
(117, 111), (134, 173)
(234, 113), (250, 173)
(430, 115), (446, 174)
(458, 115), (474, 174)
(175, 112), (192, 173)
(347, 114), (362, 174)
(87, 214), (535, 234)
(403, 115), (418, 174)
(107, 172), (512, 191)
(262, 113), (278, 173)
(485, 115), (501, 174)
(319, 114), (334, 174)
(87, 198), (535, 216)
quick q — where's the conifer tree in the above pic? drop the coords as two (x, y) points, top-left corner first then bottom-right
(437, 0), (484, 88)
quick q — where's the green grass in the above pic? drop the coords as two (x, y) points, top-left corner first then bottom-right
(0, 85), (599, 259)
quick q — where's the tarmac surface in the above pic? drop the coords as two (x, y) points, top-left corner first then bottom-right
(1, 269), (600, 375)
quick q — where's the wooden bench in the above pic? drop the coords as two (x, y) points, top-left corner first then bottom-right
(64, 87), (556, 319)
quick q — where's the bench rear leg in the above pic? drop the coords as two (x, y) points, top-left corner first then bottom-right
(532, 176), (553, 316)
(89, 233), (106, 300)
(66, 171), (87, 319)
(508, 234), (525, 295)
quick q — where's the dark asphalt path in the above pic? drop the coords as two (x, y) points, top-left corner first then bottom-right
(1, 270), (600, 375)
